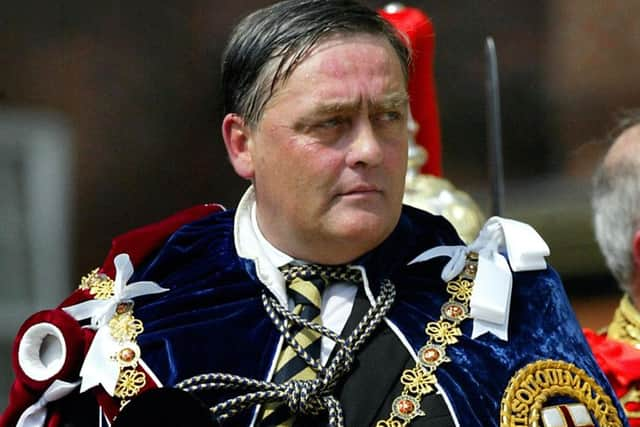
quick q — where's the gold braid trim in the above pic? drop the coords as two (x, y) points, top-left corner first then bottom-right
(375, 252), (478, 427)
(605, 294), (640, 419)
(500, 359), (622, 427)
(607, 294), (640, 348)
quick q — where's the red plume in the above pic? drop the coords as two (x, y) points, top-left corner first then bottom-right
(379, 5), (442, 176)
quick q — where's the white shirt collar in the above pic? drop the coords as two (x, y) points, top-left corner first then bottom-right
(250, 198), (292, 269)
(234, 185), (290, 307)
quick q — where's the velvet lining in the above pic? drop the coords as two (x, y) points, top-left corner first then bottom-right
(123, 206), (626, 426)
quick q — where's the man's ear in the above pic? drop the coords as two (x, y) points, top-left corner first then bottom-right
(222, 113), (255, 179)
(633, 229), (640, 269)
(630, 229), (640, 305)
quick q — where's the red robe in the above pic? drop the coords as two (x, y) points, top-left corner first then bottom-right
(585, 328), (640, 426)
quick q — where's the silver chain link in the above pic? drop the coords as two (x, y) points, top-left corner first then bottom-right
(176, 279), (396, 426)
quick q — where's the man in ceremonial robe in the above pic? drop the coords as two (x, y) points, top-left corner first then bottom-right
(0, 1), (626, 426)
(585, 111), (640, 426)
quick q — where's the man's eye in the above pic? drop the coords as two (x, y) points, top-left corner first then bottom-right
(317, 117), (343, 128)
(375, 111), (403, 122)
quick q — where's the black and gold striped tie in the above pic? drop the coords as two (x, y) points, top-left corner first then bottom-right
(260, 263), (362, 426)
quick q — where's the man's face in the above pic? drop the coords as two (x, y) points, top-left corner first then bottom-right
(240, 34), (408, 263)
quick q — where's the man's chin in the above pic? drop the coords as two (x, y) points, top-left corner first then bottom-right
(330, 211), (397, 246)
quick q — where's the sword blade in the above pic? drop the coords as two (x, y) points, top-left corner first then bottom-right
(485, 36), (505, 217)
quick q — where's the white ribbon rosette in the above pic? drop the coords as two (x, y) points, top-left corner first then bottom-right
(409, 216), (550, 341)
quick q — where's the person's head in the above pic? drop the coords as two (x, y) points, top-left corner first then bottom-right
(592, 111), (640, 298)
(221, 0), (410, 129)
(221, 0), (411, 264)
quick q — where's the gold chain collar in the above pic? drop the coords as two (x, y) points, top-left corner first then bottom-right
(607, 294), (640, 348)
(606, 294), (640, 419)
(78, 268), (147, 407)
(375, 252), (478, 427)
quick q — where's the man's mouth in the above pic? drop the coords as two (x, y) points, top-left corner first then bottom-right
(339, 184), (381, 197)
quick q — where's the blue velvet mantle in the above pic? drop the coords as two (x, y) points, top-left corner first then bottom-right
(127, 205), (627, 426)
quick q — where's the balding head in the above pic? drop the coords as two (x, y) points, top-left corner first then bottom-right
(603, 123), (640, 169)
(592, 113), (640, 297)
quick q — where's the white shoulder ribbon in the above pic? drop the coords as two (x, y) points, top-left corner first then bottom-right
(62, 253), (168, 395)
(63, 254), (168, 328)
(408, 216), (549, 342)
(16, 380), (81, 427)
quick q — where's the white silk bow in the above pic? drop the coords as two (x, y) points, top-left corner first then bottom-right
(63, 253), (168, 394)
(408, 216), (550, 341)
(16, 380), (81, 427)
(63, 253), (168, 328)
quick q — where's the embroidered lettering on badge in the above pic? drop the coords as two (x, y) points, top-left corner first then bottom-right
(499, 359), (622, 427)
(541, 404), (594, 427)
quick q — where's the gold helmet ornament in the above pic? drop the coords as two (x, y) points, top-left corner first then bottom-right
(403, 112), (484, 244)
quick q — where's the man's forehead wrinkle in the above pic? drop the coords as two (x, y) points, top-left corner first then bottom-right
(311, 35), (398, 74)
(316, 57), (391, 86)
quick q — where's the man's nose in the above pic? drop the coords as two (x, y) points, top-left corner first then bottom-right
(345, 118), (384, 168)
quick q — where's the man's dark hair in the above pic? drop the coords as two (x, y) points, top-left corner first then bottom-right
(221, 0), (411, 128)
